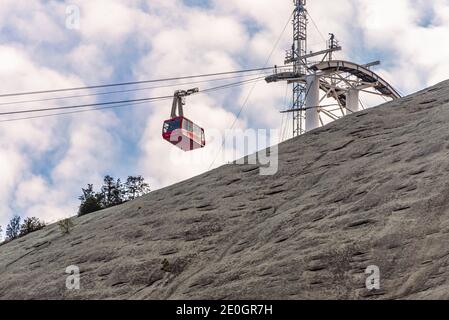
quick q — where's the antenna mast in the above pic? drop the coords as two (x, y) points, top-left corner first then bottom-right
(287, 0), (308, 136)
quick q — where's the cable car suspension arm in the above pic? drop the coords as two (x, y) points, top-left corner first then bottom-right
(171, 88), (199, 118)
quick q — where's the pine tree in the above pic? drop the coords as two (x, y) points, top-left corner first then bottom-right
(77, 176), (151, 217)
(19, 217), (46, 237)
(101, 176), (124, 208)
(124, 176), (150, 201)
(6, 215), (21, 241)
(78, 184), (103, 216)
(112, 178), (124, 206)
(101, 175), (115, 208)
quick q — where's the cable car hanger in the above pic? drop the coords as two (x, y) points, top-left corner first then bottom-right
(170, 88), (199, 118)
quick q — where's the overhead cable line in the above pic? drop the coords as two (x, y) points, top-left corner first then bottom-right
(208, 9), (295, 170)
(281, 83), (290, 142)
(0, 76), (265, 121)
(200, 76), (267, 94)
(0, 66), (289, 99)
(306, 11), (327, 44)
(0, 72), (273, 107)
(227, 10), (295, 126)
(0, 100), (159, 123)
(0, 95), (173, 116)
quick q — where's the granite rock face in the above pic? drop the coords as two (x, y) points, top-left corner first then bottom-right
(2, 80), (449, 300)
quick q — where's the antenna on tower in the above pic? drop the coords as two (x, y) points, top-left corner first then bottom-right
(290, 0), (308, 136)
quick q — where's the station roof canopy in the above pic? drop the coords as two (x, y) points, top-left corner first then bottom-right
(310, 60), (401, 99)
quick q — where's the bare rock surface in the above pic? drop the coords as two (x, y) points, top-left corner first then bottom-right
(2, 80), (449, 300)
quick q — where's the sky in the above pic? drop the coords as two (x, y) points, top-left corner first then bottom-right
(0, 0), (449, 232)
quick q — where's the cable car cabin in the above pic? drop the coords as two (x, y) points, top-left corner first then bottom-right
(162, 116), (205, 152)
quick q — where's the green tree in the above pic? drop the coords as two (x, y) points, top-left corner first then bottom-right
(77, 176), (151, 217)
(79, 184), (96, 202)
(112, 179), (124, 206)
(78, 184), (103, 216)
(19, 217), (46, 237)
(124, 176), (151, 201)
(79, 197), (103, 216)
(101, 176), (123, 208)
(6, 215), (21, 241)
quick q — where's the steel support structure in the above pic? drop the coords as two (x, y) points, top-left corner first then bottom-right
(305, 74), (320, 131)
(346, 89), (360, 113)
(288, 0), (308, 136)
(266, 1), (400, 138)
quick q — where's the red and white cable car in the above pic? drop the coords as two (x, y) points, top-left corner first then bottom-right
(162, 88), (205, 152)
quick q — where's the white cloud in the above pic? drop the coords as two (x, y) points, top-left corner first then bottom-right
(0, 149), (28, 227)
(76, 0), (145, 44)
(0, 44), (120, 227)
(52, 112), (119, 186)
(15, 176), (49, 205)
(357, 0), (449, 91)
(68, 44), (113, 81)
(0, 0), (66, 44)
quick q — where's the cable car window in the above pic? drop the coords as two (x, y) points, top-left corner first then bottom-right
(184, 119), (193, 132)
(165, 118), (181, 132)
(193, 124), (201, 138)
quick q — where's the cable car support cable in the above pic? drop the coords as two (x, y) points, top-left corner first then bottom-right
(0, 76), (267, 122)
(0, 72), (273, 107)
(0, 67), (289, 99)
